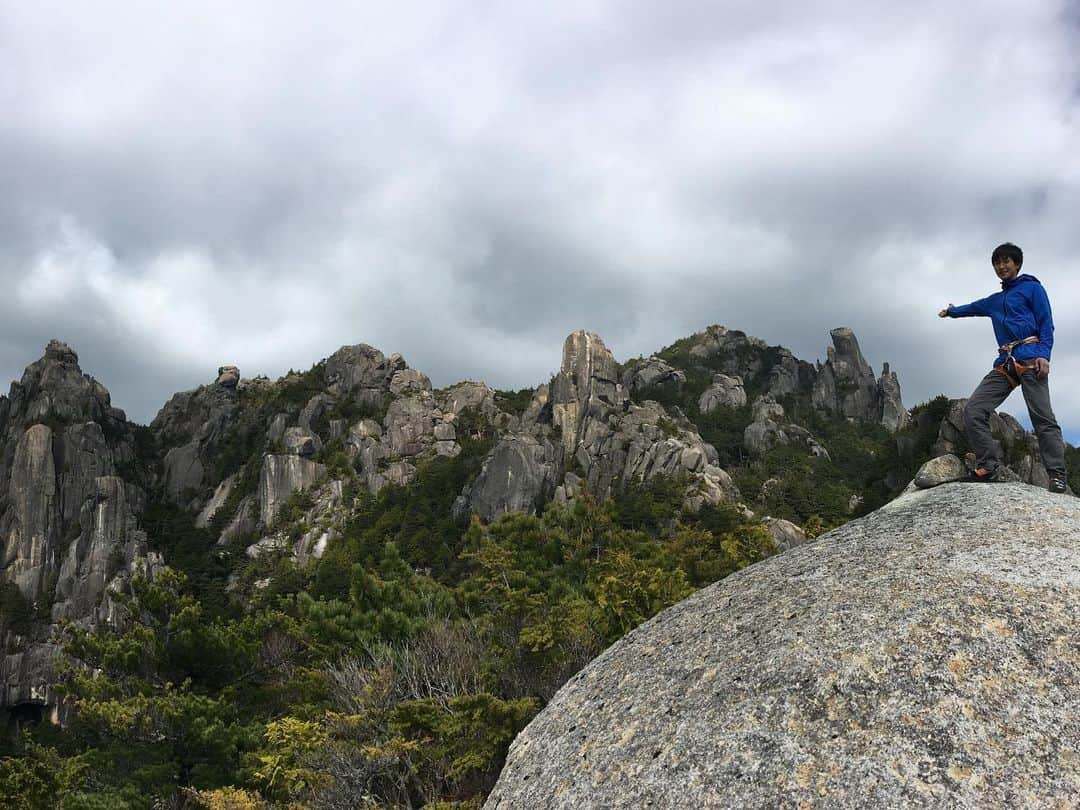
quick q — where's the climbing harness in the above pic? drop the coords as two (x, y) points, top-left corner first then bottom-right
(993, 336), (1039, 388)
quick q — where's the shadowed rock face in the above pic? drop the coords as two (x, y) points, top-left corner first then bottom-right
(487, 483), (1080, 809)
(0, 343), (157, 717)
(152, 378), (240, 508)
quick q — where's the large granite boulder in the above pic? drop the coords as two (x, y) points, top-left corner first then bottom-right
(384, 395), (441, 458)
(487, 483), (1080, 808)
(914, 454), (968, 488)
(283, 426), (320, 458)
(762, 516), (808, 552)
(389, 368), (432, 397)
(298, 393), (335, 431)
(215, 365), (240, 388)
(698, 374), (747, 414)
(438, 381), (501, 421)
(764, 348), (806, 398)
(621, 357), (686, 395)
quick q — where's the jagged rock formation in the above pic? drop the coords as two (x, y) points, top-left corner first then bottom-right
(813, 327), (909, 431)
(0, 342), (157, 718)
(486, 482), (1080, 808)
(878, 362), (907, 432)
(455, 331), (741, 519)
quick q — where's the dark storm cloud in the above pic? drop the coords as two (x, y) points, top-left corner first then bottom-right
(1, 1), (1079, 441)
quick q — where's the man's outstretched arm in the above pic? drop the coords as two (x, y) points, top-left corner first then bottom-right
(938, 295), (994, 318)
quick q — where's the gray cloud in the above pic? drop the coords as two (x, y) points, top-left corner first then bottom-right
(1, 2), (1079, 443)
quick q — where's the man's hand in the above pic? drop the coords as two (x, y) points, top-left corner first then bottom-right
(938, 304), (953, 318)
(1035, 357), (1050, 379)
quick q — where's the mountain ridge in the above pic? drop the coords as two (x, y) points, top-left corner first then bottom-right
(0, 323), (1073, 806)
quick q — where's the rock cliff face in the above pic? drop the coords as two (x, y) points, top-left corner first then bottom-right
(152, 375), (241, 508)
(486, 482), (1080, 809)
(0, 342), (156, 717)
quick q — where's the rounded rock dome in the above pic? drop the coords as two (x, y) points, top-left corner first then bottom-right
(486, 483), (1080, 809)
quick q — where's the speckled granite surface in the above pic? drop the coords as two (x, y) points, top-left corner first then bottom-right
(486, 483), (1080, 809)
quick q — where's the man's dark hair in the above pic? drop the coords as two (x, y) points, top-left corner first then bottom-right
(991, 242), (1023, 268)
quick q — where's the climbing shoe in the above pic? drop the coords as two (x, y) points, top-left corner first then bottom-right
(967, 466), (1002, 483)
(1049, 471), (1068, 494)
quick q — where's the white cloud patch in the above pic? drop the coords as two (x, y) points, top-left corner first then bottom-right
(1, 1), (1079, 442)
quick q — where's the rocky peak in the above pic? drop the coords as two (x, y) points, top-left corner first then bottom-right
(550, 330), (627, 453)
(682, 326), (816, 401)
(812, 327), (907, 431)
(877, 361), (908, 432)
(0, 345), (155, 717)
(44, 339), (79, 365)
(4, 340), (118, 429)
(324, 343), (405, 398)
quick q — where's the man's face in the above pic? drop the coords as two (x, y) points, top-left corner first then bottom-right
(993, 256), (1020, 282)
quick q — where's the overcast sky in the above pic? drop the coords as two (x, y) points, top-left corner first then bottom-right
(2, 2), (1079, 441)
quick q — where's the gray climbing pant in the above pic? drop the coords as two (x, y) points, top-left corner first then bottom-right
(964, 366), (1066, 473)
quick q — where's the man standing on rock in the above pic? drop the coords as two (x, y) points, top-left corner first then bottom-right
(939, 242), (1068, 493)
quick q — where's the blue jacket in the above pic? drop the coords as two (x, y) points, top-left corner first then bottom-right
(947, 273), (1053, 365)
